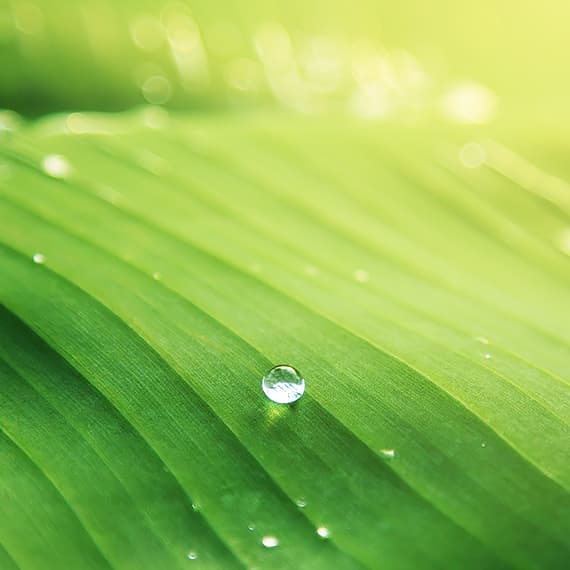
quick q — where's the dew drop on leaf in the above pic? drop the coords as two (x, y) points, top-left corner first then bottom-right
(32, 253), (45, 264)
(261, 535), (279, 548)
(41, 154), (71, 179)
(262, 365), (305, 404)
(316, 526), (330, 539)
(187, 551), (197, 560)
(295, 498), (307, 508)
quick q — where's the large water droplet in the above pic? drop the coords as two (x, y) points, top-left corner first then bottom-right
(262, 365), (305, 404)
(32, 253), (45, 264)
(261, 535), (279, 548)
(187, 551), (197, 560)
(295, 498), (307, 508)
(316, 526), (330, 539)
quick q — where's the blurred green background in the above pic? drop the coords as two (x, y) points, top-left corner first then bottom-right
(1, 0), (568, 124)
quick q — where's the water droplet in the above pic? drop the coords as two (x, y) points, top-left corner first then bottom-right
(354, 269), (369, 283)
(187, 551), (197, 560)
(481, 442), (487, 448)
(32, 253), (45, 264)
(475, 336), (489, 344)
(379, 449), (396, 459)
(247, 523), (256, 531)
(295, 498), (307, 508)
(152, 271), (162, 280)
(316, 526), (330, 539)
(262, 365), (305, 404)
(483, 353), (492, 360)
(42, 154), (71, 179)
(191, 503), (201, 512)
(261, 535), (279, 548)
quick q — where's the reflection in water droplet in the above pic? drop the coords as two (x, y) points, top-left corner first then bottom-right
(316, 526), (330, 539)
(379, 449), (396, 459)
(483, 353), (492, 360)
(42, 154), (71, 179)
(354, 269), (369, 283)
(247, 523), (256, 531)
(261, 535), (279, 548)
(481, 442), (487, 448)
(32, 253), (45, 264)
(191, 503), (201, 512)
(152, 271), (162, 280)
(295, 498), (307, 508)
(262, 365), (305, 404)
(187, 551), (197, 560)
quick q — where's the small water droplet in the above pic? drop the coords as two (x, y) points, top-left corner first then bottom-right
(379, 449), (396, 459)
(316, 526), (330, 539)
(187, 551), (197, 560)
(483, 353), (492, 360)
(247, 523), (256, 531)
(191, 503), (201, 512)
(354, 269), (369, 283)
(262, 365), (305, 404)
(152, 271), (162, 280)
(481, 442), (487, 448)
(261, 535), (279, 548)
(295, 498), (307, 508)
(475, 336), (489, 344)
(32, 253), (45, 264)
(41, 154), (71, 179)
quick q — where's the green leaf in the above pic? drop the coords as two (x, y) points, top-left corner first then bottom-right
(0, 110), (569, 569)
